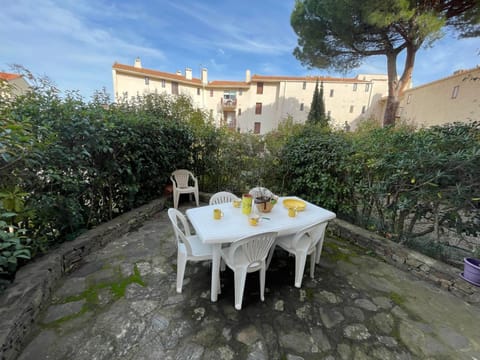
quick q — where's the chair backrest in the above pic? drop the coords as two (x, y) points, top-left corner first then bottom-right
(229, 231), (277, 269)
(291, 222), (327, 252)
(171, 169), (196, 189)
(167, 208), (193, 255)
(209, 191), (239, 205)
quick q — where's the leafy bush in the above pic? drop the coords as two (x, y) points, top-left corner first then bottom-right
(279, 124), (355, 213)
(1, 75), (203, 278)
(279, 120), (480, 258)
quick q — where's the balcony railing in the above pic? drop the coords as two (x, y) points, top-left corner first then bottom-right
(221, 98), (237, 109)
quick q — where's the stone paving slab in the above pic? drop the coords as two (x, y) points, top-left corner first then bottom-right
(18, 207), (480, 360)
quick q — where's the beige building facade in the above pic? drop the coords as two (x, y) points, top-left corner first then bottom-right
(0, 72), (30, 98)
(398, 66), (480, 127)
(112, 59), (388, 134)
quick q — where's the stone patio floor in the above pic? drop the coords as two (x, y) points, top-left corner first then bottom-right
(18, 203), (480, 360)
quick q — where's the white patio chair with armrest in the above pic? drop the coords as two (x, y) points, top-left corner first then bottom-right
(209, 191), (240, 205)
(171, 169), (199, 209)
(219, 231), (277, 310)
(267, 222), (327, 288)
(167, 208), (213, 293)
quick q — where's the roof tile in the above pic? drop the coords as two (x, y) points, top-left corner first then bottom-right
(0, 72), (21, 81)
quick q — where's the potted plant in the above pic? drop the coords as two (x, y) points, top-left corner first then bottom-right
(461, 257), (480, 287)
(249, 187), (278, 213)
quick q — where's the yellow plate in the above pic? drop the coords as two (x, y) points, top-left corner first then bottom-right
(282, 198), (307, 211)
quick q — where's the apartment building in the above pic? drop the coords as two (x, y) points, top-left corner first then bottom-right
(397, 66), (480, 127)
(112, 58), (389, 134)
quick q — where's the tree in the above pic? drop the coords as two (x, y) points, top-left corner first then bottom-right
(291, 0), (480, 126)
(307, 80), (327, 126)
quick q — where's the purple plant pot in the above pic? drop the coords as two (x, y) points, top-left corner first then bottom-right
(461, 258), (480, 287)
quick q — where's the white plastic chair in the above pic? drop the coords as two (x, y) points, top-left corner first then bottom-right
(171, 169), (199, 209)
(268, 222), (327, 288)
(168, 208), (213, 293)
(220, 231), (277, 310)
(209, 191), (240, 205)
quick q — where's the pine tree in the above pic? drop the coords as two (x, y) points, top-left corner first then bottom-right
(307, 80), (328, 127)
(307, 81), (319, 124)
(318, 81), (326, 126)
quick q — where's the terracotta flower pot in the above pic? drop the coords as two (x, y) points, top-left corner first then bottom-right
(461, 258), (480, 287)
(254, 196), (277, 213)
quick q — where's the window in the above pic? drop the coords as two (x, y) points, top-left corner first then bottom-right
(172, 82), (178, 95)
(302, 81), (306, 90)
(349, 105), (354, 113)
(161, 79), (166, 88)
(238, 108), (242, 116)
(327, 110), (331, 118)
(145, 76), (149, 85)
(257, 82), (264, 94)
(239, 90), (243, 96)
(197, 88), (200, 95)
(255, 102), (262, 115)
(330, 89), (334, 97)
(407, 94), (412, 104)
(223, 90), (236, 105)
(361, 105), (366, 114)
(210, 89), (214, 97)
(300, 103), (304, 111)
(254, 122), (261, 134)
(353, 83), (357, 91)
(365, 83), (370, 92)
(451, 86), (459, 99)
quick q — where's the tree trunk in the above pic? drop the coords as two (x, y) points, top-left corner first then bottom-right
(383, 44), (417, 127)
(383, 52), (399, 127)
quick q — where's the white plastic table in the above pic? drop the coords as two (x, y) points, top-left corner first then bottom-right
(186, 196), (336, 302)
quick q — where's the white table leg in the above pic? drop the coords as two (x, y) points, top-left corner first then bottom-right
(211, 244), (221, 302)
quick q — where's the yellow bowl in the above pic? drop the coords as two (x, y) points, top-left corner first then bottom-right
(282, 198), (307, 211)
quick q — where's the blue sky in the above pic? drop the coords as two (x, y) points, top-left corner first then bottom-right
(1, 0), (479, 100)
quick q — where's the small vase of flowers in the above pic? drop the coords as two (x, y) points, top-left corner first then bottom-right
(249, 187), (278, 213)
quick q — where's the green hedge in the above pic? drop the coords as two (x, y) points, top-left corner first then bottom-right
(278, 121), (480, 260)
(1, 85), (202, 280)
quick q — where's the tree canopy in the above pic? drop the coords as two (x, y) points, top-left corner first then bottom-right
(291, 0), (480, 126)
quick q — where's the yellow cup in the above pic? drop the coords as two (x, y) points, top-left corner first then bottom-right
(288, 207), (297, 217)
(248, 215), (260, 226)
(233, 199), (241, 208)
(213, 208), (223, 220)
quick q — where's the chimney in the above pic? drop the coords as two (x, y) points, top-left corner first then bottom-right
(134, 57), (142, 68)
(176, 70), (182, 76)
(185, 68), (192, 80)
(201, 68), (208, 85)
(246, 69), (251, 83)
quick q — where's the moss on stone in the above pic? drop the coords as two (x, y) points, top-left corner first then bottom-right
(110, 264), (145, 298)
(305, 287), (315, 302)
(323, 241), (357, 263)
(389, 291), (405, 305)
(42, 264), (146, 328)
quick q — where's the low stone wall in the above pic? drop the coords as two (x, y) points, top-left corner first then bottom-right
(329, 218), (479, 305)
(0, 198), (165, 360)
